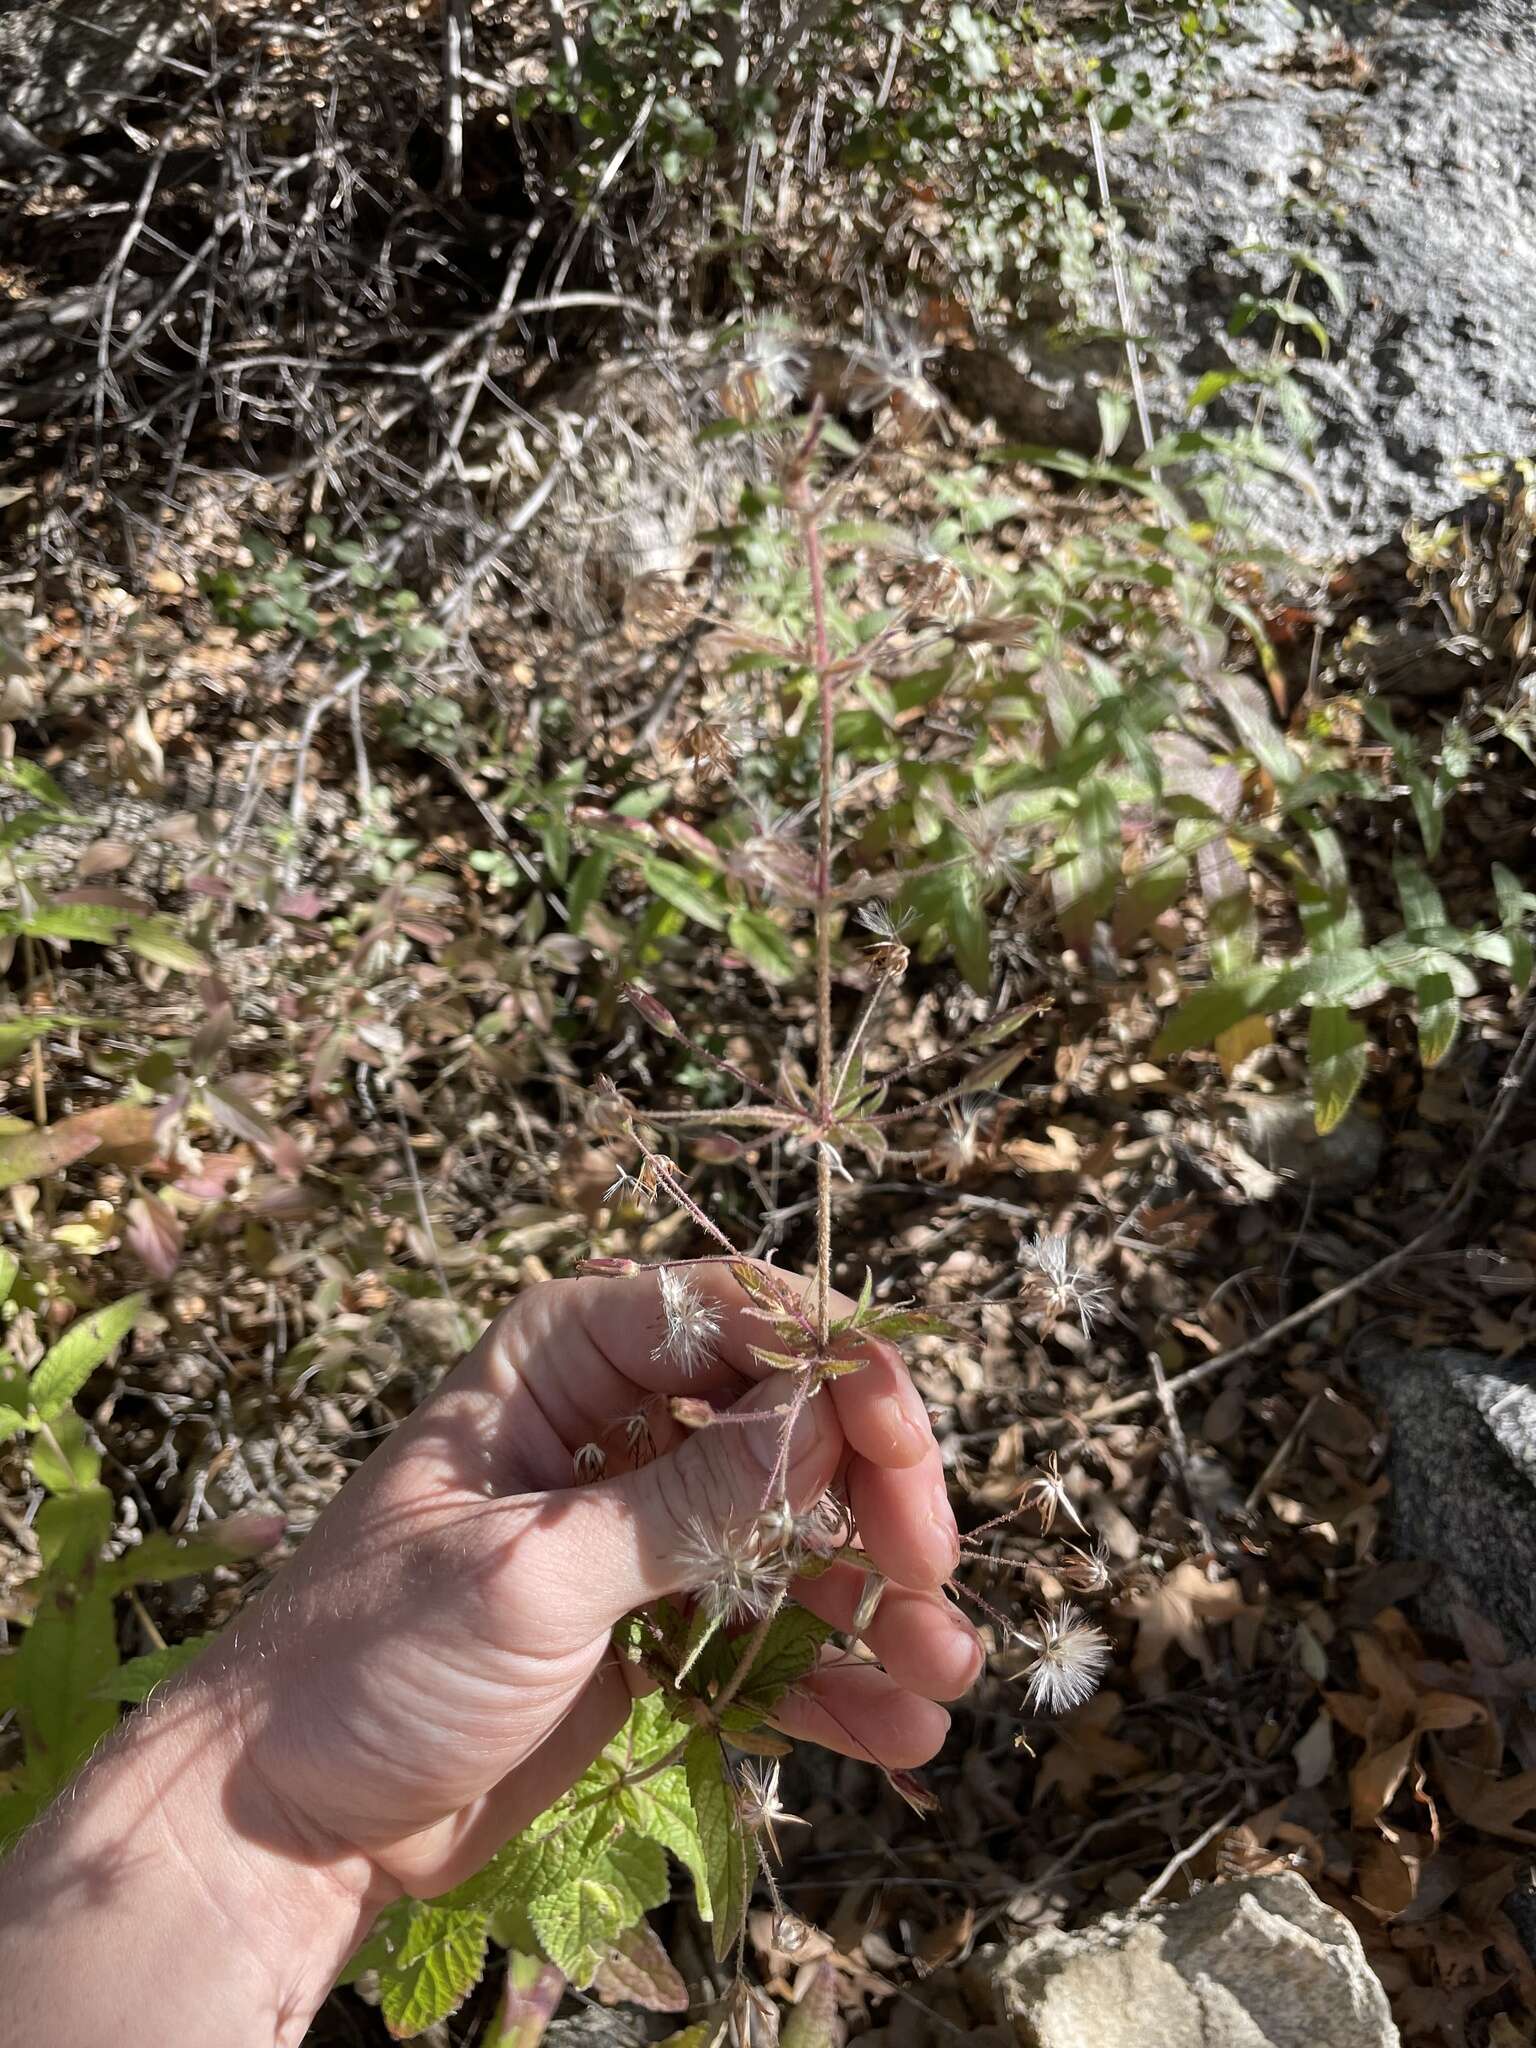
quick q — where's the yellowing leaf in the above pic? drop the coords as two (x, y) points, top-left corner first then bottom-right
(1309, 1004), (1368, 1135)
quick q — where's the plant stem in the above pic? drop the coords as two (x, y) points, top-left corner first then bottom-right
(803, 493), (835, 1351)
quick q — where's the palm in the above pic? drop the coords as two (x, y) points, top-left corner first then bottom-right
(218, 1265), (976, 1896)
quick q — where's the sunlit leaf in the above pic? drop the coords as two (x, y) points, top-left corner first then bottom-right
(1308, 1004), (1368, 1134)
(29, 1294), (146, 1424)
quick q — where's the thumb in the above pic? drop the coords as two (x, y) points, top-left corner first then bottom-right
(508, 1372), (843, 1646)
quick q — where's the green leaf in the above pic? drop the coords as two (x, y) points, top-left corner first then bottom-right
(1493, 863), (1535, 990)
(728, 907), (799, 984)
(1415, 970), (1460, 1068)
(0, 810), (64, 852)
(685, 1733), (752, 1958)
(13, 1486), (119, 1796)
(0, 1247), (19, 1307)
(29, 1293), (146, 1423)
(903, 862), (991, 995)
(1051, 782), (1121, 944)
(642, 857), (728, 931)
(0, 759), (72, 809)
(0, 1404), (29, 1445)
(1393, 855), (1447, 935)
(93, 1635), (214, 1702)
(1152, 973), (1275, 1058)
(22, 902), (126, 946)
(1309, 1005), (1368, 1135)
(526, 1876), (623, 1986)
(28, 1406), (100, 1492)
(0, 1015), (92, 1067)
(619, 1765), (708, 1904)
(566, 849), (614, 934)
(121, 917), (208, 974)
(377, 1904), (489, 2039)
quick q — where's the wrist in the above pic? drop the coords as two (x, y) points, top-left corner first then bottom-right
(0, 1668), (390, 2048)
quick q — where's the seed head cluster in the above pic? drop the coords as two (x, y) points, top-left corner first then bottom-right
(1016, 1602), (1112, 1715)
(653, 1265), (724, 1377)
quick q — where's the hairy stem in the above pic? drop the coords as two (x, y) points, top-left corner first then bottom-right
(803, 489), (835, 1351)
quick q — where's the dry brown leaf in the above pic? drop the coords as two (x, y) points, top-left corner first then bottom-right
(1123, 1559), (1262, 1686)
(1434, 1756), (1536, 1845)
(1350, 1732), (1415, 1828)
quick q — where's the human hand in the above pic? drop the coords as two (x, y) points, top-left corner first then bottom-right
(208, 1261), (980, 1902)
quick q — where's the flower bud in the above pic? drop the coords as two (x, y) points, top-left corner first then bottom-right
(624, 985), (681, 1040)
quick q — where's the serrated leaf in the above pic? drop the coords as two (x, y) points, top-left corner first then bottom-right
(451, 1803), (618, 1919)
(619, 1765), (708, 1902)
(643, 857), (728, 931)
(93, 1634), (214, 1702)
(686, 1734), (752, 1959)
(728, 907), (799, 983)
(378, 1904), (489, 2039)
(29, 1294), (146, 1423)
(528, 1874), (631, 1986)
(1415, 970), (1460, 1068)
(600, 1832), (671, 1920)
(1309, 1005), (1368, 1134)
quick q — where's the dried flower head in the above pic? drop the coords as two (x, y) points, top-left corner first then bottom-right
(676, 1514), (788, 1627)
(855, 900), (913, 981)
(653, 1266), (723, 1377)
(848, 314), (943, 438)
(1016, 1602), (1112, 1715)
(717, 320), (807, 424)
(619, 1406), (656, 1465)
(947, 792), (1032, 892)
(1022, 1451), (1085, 1535)
(1019, 1231), (1113, 1335)
(772, 1910), (812, 1954)
(734, 1758), (807, 1859)
(932, 1096), (990, 1182)
(1058, 1538), (1113, 1596)
(791, 1491), (853, 1563)
(572, 1441), (607, 1484)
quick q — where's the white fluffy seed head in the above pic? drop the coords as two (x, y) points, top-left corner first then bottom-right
(676, 1514), (788, 1627)
(1020, 1231), (1113, 1335)
(1017, 1602), (1112, 1716)
(653, 1266), (723, 1377)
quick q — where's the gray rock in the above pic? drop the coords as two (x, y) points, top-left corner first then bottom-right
(994, 1873), (1399, 2048)
(1057, 0), (1536, 558)
(1233, 1094), (1384, 1199)
(1359, 1345), (1536, 1660)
